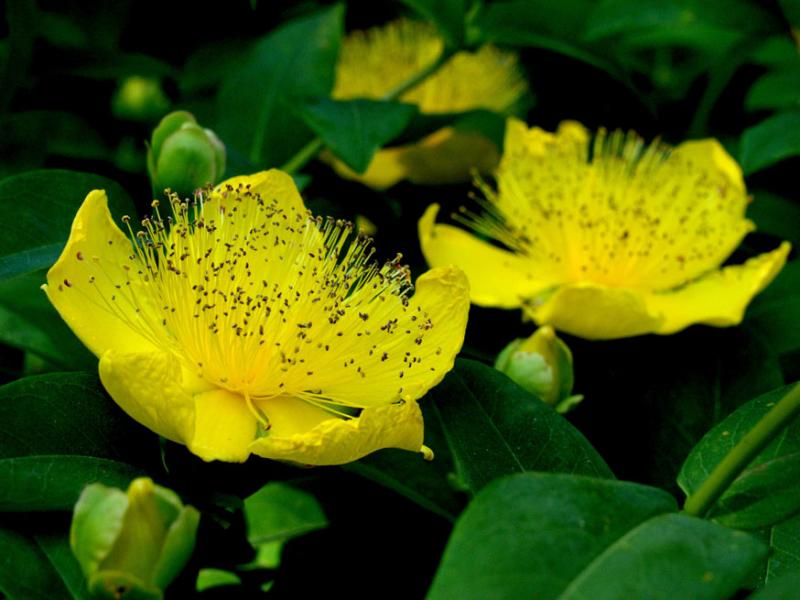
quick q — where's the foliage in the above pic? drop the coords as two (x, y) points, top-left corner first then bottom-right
(1, 0), (799, 598)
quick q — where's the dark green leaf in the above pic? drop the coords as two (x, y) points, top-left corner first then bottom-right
(0, 455), (142, 512)
(243, 482), (327, 545)
(429, 359), (613, 493)
(0, 371), (157, 463)
(427, 473), (676, 599)
(748, 261), (800, 356)
(216, 5), (343, 168)
(557, 513), (766, 599)
(345, 401), (466, 521)
(35, 532), (92, 600)
(401, 0), (466, 48)
(753, 572), (800, 599)
(749, 191), (800, 247)
(298, 99), (417, 173)
(0, 170), (136, 282)
(764, 513), (800, 583)
(678, 383), (800, 529)
(0, 527), (71, 600)
(0, 269), (94, 370)
(740, 111), (800, 175)
(746, 69), (800, 112)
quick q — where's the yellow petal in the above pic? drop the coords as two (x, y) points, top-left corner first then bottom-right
(299, 265), (470, 408)
(213, 169), (307, 214)
(419, 204), (551, 308)
(646, 242), (791, 334)
(43, 190), (156, 357)
(189, 388), (257, 463)
(326, 128), (499, 190)
(526, 282), (663, 340)
(672, 138), (745, 193)
(98, 350), (197, 445)
(250, 396), (424, 466)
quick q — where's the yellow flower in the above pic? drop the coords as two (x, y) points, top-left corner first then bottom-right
(44, 170), (470, 464)
(420, 119), (790, 340)
(327, 19), (528, 189)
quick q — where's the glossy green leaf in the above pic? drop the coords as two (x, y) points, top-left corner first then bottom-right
(0, 371), (157, 463)
(753, 572), (800, 599)
(35, 532), (92, 600)
(764, 512), (800, 583)
(428, 473), (676, 599)
(747, 261), (800, 356)
(216, 5), (343, 168)
(749, 191), (800, 247)
(0, 169), (135, 282)
(428, 359), (613, 493)
(0, 455), (142, 512)
(678, 384), (800, 529)
(298, 99), (417, 173)
(243, 482), (327, 545)
(558, 513), (766, 599)
(401, 0), (466, 48)
(0, 269), (94, 370)
(746, 69), (800, 112)
(0, 527), (71, 600)
(740, 111), (800, 175)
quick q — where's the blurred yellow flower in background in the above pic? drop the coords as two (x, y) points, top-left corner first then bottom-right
(420, 119), (790, 340)
(44, 170), (470, 464)
(328, 19), (528, 189)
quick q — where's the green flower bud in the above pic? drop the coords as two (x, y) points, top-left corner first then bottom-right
(112, 76), (171, 122)
(147, 111), (226, 199)
(495, 326), (583, 413)
(70, 477), (200, 600)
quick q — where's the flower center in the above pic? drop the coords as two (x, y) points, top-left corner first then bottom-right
(104, 183), (417, 410)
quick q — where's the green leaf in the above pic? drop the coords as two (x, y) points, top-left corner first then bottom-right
(401, 0), (466, 48)
(429, 359), (613, 493)
(216, 5), (343, 168)
(557, 513), (766, 599)
(748, 261), (800, 356)
(35, 532), (92, 600)
(753, 572), (800, 599)
(749, 191), (800, 247)
(243, 482), (327, 545)
(298, 99), (417, 173)
(345, 401), (466, 521)
(427, 473), (677, 599)
(764, 512), (800, 583)
(0, 455), (142, 512)
(0, 169), (136, 282)
(0, 527), (71, 600)
(678, 384), (800, 529)
(740, 111), (800, 175)
(0, 371), (157, 463)
(746, 69), (800, 112)
(473, 0), (628, 82)
(0, 269), (94, 370)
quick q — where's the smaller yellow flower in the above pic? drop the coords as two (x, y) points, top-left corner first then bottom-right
(420, 118), (790, 340)
(328, 19), (528, 189)
(44, 170), (470, 464)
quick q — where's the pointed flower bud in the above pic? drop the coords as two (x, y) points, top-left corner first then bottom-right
(494, 326), (583, 413)
(70, 477), (200, 600)
(147, 111), (226, 199)
(112, 76), (171, 122)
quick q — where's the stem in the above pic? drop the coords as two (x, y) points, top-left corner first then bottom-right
(683, 383), (800, 517)
(279, 48), (456, 174)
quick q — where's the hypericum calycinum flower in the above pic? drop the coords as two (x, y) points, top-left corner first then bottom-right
(420, 119), (790, 340)
(71, 477), (199, 600)
(328, 19), (528, 189)
(44, 170), (469, 464)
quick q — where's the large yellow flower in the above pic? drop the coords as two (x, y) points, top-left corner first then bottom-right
(420, 119), (790, 340)
(327, 19), (528, 189)
(44, 170), (469, 464)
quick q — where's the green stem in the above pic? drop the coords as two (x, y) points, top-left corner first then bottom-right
(683, 383), (800, 518)
(279, 48), (456, 174)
